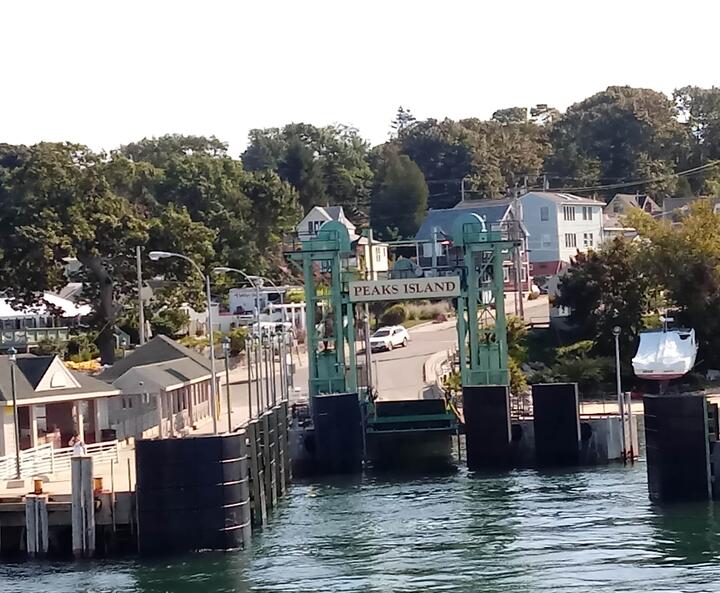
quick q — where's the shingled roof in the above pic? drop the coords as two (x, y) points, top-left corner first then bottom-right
(0, 355), (119, 405)
(98, 335), (212, 382)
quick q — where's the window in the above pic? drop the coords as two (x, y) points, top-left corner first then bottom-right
(582, 206), (593, 220)
(613, 203), (621, 213)
(563, 206), (576, 221)
(540, 206), (549, 221)
(502, 267), (510, 282)
(541, 234), (551, 247)
(565, 233), (577, 248)
(521, 267), (527, 281)
(307, 221), (314, 234)
(583, 232), (594, 248)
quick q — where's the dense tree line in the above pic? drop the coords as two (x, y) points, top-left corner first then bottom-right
(2, 85), (720, 361)
(242, 86), (720, 240)
(0, 136), (300, 362)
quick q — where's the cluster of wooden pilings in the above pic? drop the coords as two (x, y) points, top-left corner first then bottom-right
(244, 401), (291, 529)
(0, 401), (291, 558)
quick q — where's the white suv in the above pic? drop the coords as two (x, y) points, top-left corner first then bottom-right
(369, 325), (410, 351)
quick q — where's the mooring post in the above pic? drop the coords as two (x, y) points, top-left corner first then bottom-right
(261, 412), (277, 509)
(276, 402), (288, 495)
(25, 494), (48, 557)
(268, 409), (281, 503)
(71, 455), (95, 558)
(238, 430), (253, 550)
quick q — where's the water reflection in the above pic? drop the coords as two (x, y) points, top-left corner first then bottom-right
(6, 465), (720, 593)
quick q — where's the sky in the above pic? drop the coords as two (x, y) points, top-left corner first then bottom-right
(2, 0), (719, 156)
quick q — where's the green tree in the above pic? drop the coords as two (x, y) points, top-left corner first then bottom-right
(492, 107), (528, 124)
(242, 123), (372, 215)
(628, 201), (720, 366)
(555, 237), (653, 356)
(674, 86), (720, 194)
(371, 153), (428, 239)
(546, 86), (689, 197)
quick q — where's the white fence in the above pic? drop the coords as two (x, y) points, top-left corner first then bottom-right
(0, 440), (119, 480)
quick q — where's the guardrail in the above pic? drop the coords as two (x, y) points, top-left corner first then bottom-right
(0, 440), (119, 480)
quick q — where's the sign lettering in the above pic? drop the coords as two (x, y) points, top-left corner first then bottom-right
(348, 277), (461, 302)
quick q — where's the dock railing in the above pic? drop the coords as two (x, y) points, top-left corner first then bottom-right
(0, 440), (119, 480)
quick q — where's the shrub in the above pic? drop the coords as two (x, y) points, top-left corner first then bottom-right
(34, 338), (65, 357)
(380, 304), (407, 326)
(509, 357), (528, 396)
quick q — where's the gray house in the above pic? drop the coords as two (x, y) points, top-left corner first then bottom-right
(414, 199), (531, 290)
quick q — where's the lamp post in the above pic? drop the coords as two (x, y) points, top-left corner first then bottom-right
(8, 347), (20, 478)
(221, 336), (232, 433)
(613, 325), (627, 464)
(149, 251), (218, 434)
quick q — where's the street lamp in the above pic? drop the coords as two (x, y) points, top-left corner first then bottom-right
(8, 347), (20, 478)
(612, 325), (627, 463)
(149, 251), (218, 434)
(213, 267), (262, 335)
(221, 336), (232, 433)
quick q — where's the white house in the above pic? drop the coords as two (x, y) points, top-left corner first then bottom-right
(296, 205), (389, 278)
(519, 192), (604, 277)
(297, 205), (359, 241)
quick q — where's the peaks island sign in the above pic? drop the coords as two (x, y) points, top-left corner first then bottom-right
(348, 276), (461, 303)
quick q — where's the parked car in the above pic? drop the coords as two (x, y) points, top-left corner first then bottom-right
(369, 325), (409, 351)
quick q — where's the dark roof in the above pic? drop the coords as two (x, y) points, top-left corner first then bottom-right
(415, 202), (512, 242)
(98, 335), (212, 382)
(115, 359), (212, 393)
(663, 196), (720, 213)
(0, 355), (119, 404)
(15, 355), (54, 389)
(324, 206), (344, 220)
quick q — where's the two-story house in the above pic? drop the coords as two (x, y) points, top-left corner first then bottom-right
(603, 193), (661, 239)
(414, 199), (532, 291)
(520, 192), (604, 277)
(296, 205), (389, 279)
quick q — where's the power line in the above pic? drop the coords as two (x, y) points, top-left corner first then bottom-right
(537, 161), (720, 194)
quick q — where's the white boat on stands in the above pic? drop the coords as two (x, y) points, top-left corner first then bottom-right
(632, 322), (697, 381)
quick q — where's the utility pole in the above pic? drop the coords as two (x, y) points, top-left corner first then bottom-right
(136, 246), (146, 345)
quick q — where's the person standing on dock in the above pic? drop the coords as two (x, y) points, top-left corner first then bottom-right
(69, 433), (87, 456)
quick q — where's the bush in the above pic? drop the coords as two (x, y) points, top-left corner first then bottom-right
(34, 338), (65, 357)
(66, 333), (99, 362)
(405, 301), (451, 321)
(509, 357), (528, 396)
(151, 308), (190, 338)
(380, 304), (407, 326)
(227, 327), (249, 356)
(286, 289), (305, 304)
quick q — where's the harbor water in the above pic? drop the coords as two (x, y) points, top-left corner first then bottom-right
(3, 462), (720, 592)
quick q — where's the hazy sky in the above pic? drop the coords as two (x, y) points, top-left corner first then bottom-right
(2, 0), (718, 156)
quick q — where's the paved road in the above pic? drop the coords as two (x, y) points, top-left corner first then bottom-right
(221, 294), (550, 424)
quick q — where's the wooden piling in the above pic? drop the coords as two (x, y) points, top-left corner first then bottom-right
(247, 420), (267, 527)
(71, 455), (95, 558)
(25, 494), (49, 557)
(278, 401), (291, 489)
(261, 412), (277, 509)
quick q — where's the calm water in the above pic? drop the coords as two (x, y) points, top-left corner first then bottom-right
(3, 462), (720, 593)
